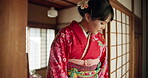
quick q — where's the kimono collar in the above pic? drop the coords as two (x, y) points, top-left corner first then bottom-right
(79, 24), (89, 38)
(69, 21), (88, 45)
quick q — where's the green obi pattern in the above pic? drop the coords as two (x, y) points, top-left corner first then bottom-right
(68, 62), (101, 78)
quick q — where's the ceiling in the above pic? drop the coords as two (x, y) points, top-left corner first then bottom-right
(29, 0), (81, 10)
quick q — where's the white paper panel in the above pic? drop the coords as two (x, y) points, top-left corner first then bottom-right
(126, 15), (129, 24)
(117, 68), (121, 78)
(126, 71), (129, 78)
(117, 34), (122, 44)
(111, 72), (116, 78)
(127, 35), (129, 43)
(117, 57), (122, 68)
(113, 8), (116, 20)
(127, 44), (129, 52)
(122, 24), (126, 33)
(29, 28), (41, 70)
(127, 25), (130, 33)
(47, 29), (55, 65)
(123, 44), (127, 54)
(111, 59), (116, 72)
(122, 65), (126, 75)
(123, 34), (127, 44)
(109, 8), (131, 78)
(117, 10), (121, 21)
(127, 63), (129, 71)
(127, 53), (129, 62)
(111, 46), (116, 59)
(111, 20), (116, 32)
(111, 34), (116, 45)
(123, 55), (126, 64)
(41, 29), (47, 68)
(118, 45), (122, 56)
(122, 13), (126, 23)
(122, 75), (126, 78)
(117, 22), (122, 33)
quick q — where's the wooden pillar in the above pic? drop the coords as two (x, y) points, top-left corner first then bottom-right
(0, 0), (28, 78)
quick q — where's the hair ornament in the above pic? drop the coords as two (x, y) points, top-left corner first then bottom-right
(77, 0), (89, 9)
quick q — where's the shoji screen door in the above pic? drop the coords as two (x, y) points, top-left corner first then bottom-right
(106, 8), (130, 78)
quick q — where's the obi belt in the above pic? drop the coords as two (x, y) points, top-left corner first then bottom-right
(67, 62), (101, 78)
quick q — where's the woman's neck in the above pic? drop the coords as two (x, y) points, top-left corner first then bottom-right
(80, 20), (89, 33)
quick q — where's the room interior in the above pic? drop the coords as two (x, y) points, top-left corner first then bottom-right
(0, 0), (147, 78)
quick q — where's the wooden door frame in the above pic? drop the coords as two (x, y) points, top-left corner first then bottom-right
(0, 0), (28, 78)
(133, 15), (142, 78)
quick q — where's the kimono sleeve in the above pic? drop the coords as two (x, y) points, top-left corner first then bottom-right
(46, 30), (69, 78)
(98, 35), (108, 78)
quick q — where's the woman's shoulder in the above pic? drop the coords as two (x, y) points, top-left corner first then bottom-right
(59, 26), (72, 35)
(55, 26), (73, 41)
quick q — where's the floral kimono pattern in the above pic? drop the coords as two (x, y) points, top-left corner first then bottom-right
(46, 21), (108, 78)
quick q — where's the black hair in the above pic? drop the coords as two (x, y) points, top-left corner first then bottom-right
(78, 0), (114, 21)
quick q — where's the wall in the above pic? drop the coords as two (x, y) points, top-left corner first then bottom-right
(57, 6), (82, 29)
(0, 0), (28, 78)
(28, 3), (56, 24)
(117, 0), (132, 11)
(134, 0), (141, 18)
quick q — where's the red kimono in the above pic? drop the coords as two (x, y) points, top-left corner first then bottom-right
(46, 21), (108, 78)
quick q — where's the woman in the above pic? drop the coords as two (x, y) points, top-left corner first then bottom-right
(47, 0), (114, 78)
